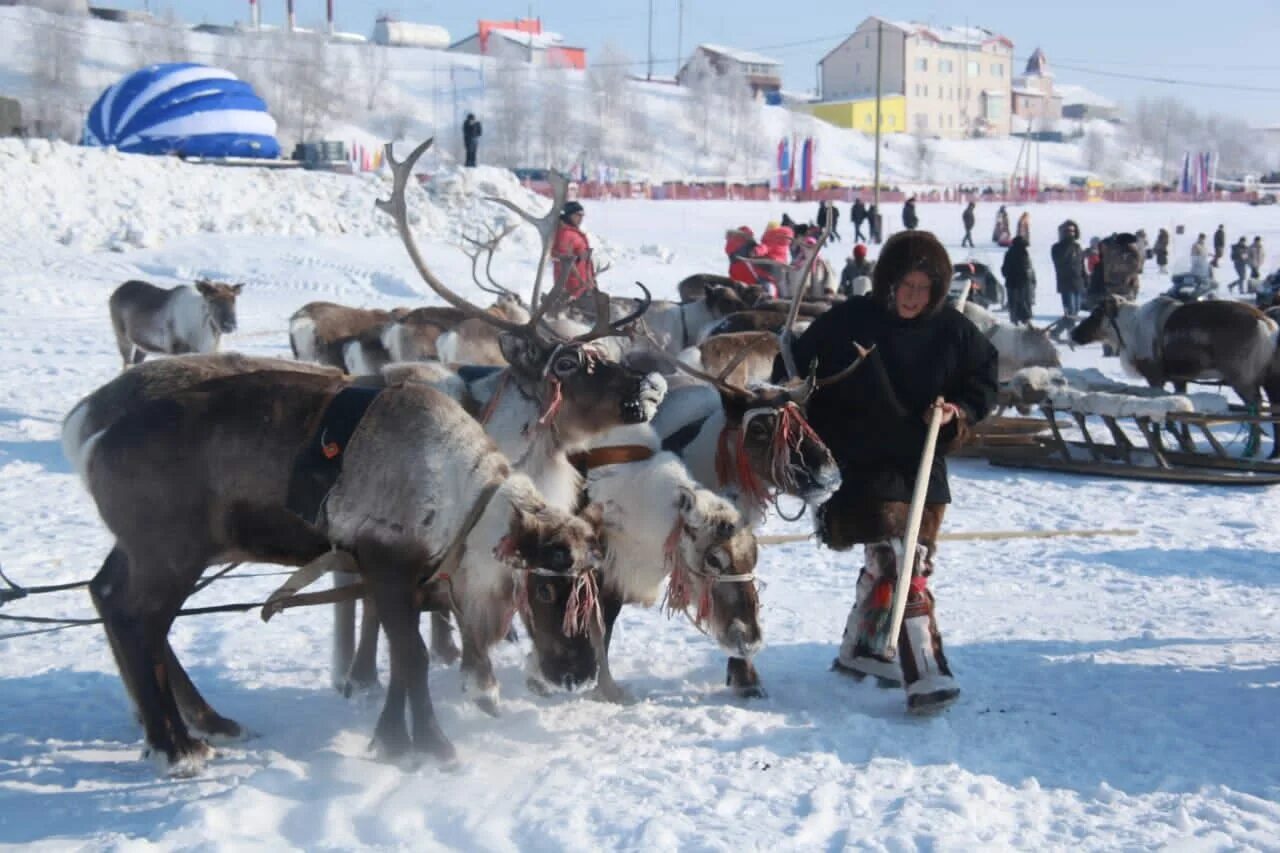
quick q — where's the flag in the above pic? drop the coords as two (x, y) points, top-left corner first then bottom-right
(787, 134), (797, 192)
(777, 137), (791, 191)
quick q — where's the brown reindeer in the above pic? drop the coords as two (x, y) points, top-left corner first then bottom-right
(689, 332), (781, 387)
(65, 364), (605, 772)
(1073, 295), (1280, 454)
(109, 279), (243, 369)
(677, 273), (763, 305)
(288, 302), (410, 367)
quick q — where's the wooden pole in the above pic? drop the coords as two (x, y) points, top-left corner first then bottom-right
(881, 398), (945, 660)
(757, 527), (1139, 547)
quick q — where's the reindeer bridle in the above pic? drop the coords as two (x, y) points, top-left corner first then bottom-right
(661, 517), (755, 630)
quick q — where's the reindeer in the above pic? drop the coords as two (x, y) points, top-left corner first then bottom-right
(64, 363), (605, 773)
(334, 140), (665, 702)
(288, 302), (409, 367)
(682, 332), (780, 387)
(677, 273), (763, 305)
(1072, 295), (1280, 454)
(564, 285), (750, 355)
(109, 279), (242, 369)
(570, 424), (761, 702)
(961, 301), (1061, 383)
(702, 309), (795, 338)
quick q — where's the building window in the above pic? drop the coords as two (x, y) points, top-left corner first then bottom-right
(938, 87), (943, 100)
(914, 58), (928, 71)
(939, 59), (954, 73)
(985, 94), (1005, 120)
(965, 87), (971, 99)
(923, 84), (928, 97)
(967, 60), (979, 76)
(916, 114), (928, 130)
(866, 35), (871, 48)
(991, 63), (1004, 76)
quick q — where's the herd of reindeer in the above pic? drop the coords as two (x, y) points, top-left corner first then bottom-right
(60, 139), (1280, 775)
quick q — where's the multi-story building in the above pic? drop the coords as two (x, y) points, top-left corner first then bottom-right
(817, 17), (1014, 138)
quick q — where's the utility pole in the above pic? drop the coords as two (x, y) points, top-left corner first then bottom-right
(873, 20), (883, 235)
(646, 0), (654, 80)
(676, 0), (684, 75)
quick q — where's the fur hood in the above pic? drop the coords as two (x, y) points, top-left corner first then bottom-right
(870, 230), (953, 317)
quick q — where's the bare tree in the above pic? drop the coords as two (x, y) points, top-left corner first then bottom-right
(359, 42), (392, 114)
(28, 3), (85, 140)
(912, 126), (933, 181)
(536, 64), (575, 169)
(681, 51), (717, 164)
(486, 59), (534, 167)
(1083, 128), (1109, 176)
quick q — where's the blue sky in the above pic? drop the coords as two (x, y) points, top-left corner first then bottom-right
(132, 1), (1278, 123)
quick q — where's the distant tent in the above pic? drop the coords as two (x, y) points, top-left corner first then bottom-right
(82, 63), (280, 159)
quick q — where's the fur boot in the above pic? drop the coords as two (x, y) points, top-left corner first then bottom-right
(833, 537), (960, 713)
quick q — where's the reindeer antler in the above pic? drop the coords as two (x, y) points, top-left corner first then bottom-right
(461, 223), (520, 299)
(482, 173), (570, 313)
(778, 225), (833, 379)
(376, 139), (527, 335)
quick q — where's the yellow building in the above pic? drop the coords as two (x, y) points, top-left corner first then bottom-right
(806, 95), (907, 134)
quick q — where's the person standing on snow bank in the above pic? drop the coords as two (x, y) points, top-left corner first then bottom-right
(551, 201), (595, 301)
(1229, 238), (1250, 293)
(1212, 225), (1226, 269)
(462, 113), (482, 168)
(816, 201), (841, 241)
(1249, 237), (1265, 284)
(1016, 211), (1031, 245)
(779, 229), (998, 715)
(992, 205), (1011, 247)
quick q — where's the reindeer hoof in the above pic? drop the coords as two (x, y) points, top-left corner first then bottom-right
(590, 683), (633, 705)
(147, 739), (213, 778)
(431, 642), (462, 667)
(734, 683), (769, 700)
(473, 695), (501, 718)
(340, 676), (383, 699)
(525, 676), (551, 697)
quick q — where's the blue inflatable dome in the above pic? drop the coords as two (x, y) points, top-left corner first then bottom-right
(83, 63), (280, 159)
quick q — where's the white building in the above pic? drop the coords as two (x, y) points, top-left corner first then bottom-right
(676, 44), (783, 100)
(818, 17), (1014, 138)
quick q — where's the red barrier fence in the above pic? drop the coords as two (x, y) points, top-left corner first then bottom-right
(519, 180), (1259, 205)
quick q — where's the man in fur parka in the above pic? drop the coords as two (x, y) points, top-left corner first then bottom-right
(780, 230), (998, 714)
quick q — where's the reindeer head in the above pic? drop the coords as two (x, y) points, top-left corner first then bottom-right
(502, 490), (606, 691)
(377, 138), (666, 445)
(703, 284), (753, 319)
(669, 487), (761, 658)
(195, 280), (243, 334)
(716, 384), (841, 510)
(1071, 295), (1125, 348)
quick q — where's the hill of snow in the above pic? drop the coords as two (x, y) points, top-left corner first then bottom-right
(0, 4), (1158, 188)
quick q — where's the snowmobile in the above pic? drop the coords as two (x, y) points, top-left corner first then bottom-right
(1165, 273), (1217, 303)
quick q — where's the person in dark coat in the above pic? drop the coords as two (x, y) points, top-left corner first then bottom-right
(851, 198), (868, 241)
(961, 201), (976, 248)
(1229, 237), (1250, 293)
(780, 229), (998, 714)
(902, 196), (919, 230)
(1050, 220), (1085, 318)
(868, 203), (882, 243)
(839, 243), (874, 296)
(1154, 228), (1170, 274)
(462, 113), (482, 168)
(1001, 235), (1035, 325)
(816, 201), (841, 241)
(1212, 224), (1226, 268)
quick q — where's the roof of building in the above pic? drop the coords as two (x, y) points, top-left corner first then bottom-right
(883, 19), (1013, 49)
(1055, 83), (1117, 110)
(695, 43), (782, 68)
(1024, 47), (1051, 76)
(489, 27), (568, 49)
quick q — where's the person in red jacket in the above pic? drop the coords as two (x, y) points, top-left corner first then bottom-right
(724, 226), (762, 286)
(755, 222), (794, 298)
(552, 201), (595, 300)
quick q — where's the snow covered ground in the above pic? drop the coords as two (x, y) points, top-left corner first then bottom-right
(1, 144), (1279, 850)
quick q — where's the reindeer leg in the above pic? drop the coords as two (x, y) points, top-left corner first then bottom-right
(90, 547), (210, 774)
(726, 657), (767, 699)
(362, 540), (455, 765)
(342, 591), (382, 694)
(460, 621), (501, 718)
(590, 588), (630, 704)
(332, 571), (359, 692)
(430, 611), (462, 666)
(166, 644), (244, 741)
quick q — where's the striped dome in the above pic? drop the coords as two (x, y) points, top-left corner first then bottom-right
(83, 63), (280, 159)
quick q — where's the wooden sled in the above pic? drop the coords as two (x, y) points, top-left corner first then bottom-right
(965, 406), (1280, 486)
